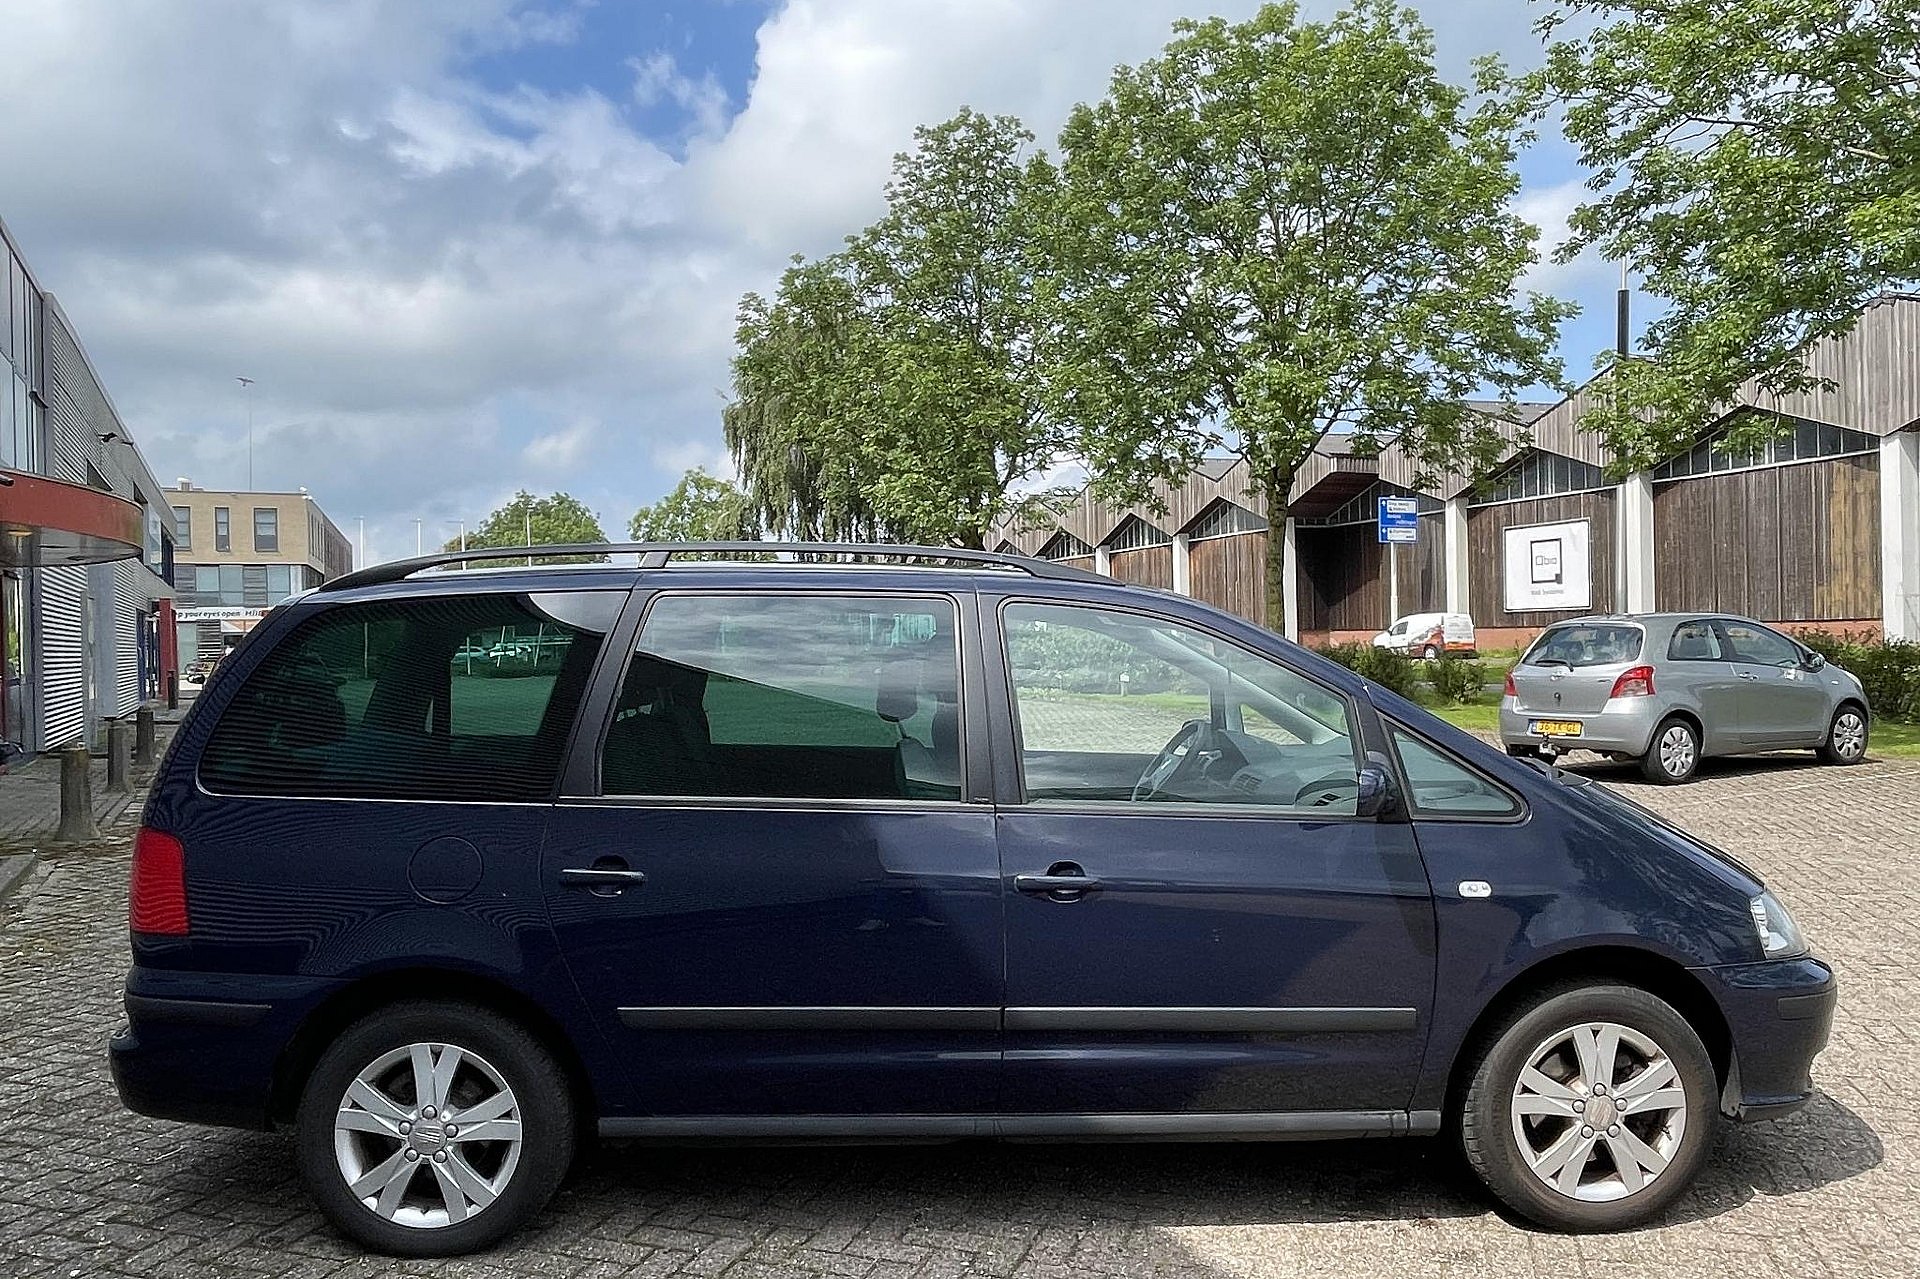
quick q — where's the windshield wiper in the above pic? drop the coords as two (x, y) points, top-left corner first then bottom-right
(1531, 657), (1573, 669)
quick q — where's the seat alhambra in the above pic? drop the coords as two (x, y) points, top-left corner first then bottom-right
(113, 544), (1835, 1256)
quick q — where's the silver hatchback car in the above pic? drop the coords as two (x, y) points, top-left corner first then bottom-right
(1499, 613), (1870, 783)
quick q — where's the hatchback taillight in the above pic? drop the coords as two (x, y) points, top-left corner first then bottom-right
(1503, 671), (1517, 697)
(1610, 665), (1656, 698)
(130, 827), (189, 936)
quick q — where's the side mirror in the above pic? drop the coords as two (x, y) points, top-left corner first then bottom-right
(1355, 754), (1400, 820)
(1801, 650), (1826, 671)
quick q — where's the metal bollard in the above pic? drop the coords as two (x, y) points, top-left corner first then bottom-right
(54, 747), (101, 843)
(165, 670), (178, 711)
(134, 706), (156, 766)
(105, 720), (133, 794)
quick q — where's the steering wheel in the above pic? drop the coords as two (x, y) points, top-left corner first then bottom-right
(1132, 719), (1224, 802)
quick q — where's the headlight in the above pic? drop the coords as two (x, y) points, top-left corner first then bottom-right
(1749, 891), (1807, 959)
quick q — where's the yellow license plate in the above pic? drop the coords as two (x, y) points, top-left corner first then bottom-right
(1530, 720), (1584, 738)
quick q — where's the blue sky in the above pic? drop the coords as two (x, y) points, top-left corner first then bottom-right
(1, 1), (1628, 564)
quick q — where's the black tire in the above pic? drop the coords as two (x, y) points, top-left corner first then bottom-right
(1423, 644), (1441, 660)
(1816, 703), (1868, 765)
(1639, 716), (1699, 784)
(295, 1001), (575, 1256)
(1505, 744), (1541, 760)
(1459, 983), (1717, 1232)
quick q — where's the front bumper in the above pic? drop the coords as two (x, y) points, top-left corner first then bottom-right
(1498, 697), (1665, 757)
(1693, 955), (1836, 1122)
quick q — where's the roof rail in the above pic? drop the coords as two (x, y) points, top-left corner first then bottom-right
(313, 541), (1109, 593)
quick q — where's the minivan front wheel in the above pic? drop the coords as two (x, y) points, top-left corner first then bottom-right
(1640, 717), (1699, 784)
(295, 1002), (574, 1256)
(1460, 984), (1716, 1231)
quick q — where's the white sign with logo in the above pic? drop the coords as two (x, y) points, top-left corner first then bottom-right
(1501, 519), (1592, 612)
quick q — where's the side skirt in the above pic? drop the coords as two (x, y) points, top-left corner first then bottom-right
(599, 1111), (1445, 1144)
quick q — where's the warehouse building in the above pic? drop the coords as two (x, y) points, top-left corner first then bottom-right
(999, 292), (1920, 648)
(0, 215), (177, 756)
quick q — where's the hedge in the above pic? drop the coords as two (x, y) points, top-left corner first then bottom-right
(1796, 630), (1920, 722)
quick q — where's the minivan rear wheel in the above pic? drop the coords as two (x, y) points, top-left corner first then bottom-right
(1460, 984), (1716, 1232)
(295, 1001), (574, 1256)
(1639, 717), (1699, 784)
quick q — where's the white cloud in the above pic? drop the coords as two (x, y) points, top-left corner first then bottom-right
(0, 0), (1588, 564)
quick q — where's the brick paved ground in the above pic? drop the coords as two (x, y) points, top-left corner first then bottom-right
(0, 749), (1914, 1278)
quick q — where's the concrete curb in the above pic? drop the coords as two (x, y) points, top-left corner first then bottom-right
(0, 853), (37, 906)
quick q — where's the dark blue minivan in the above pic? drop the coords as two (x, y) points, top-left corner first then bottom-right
(112, 544), (1835, 1255)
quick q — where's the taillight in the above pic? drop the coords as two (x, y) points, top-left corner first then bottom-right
(130, 827), (189, 936)
(1503, 671), (1517, 697)
(1610, 665), (1656, 698)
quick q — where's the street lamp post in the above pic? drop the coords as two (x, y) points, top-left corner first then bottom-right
(235, 376), (255, 488)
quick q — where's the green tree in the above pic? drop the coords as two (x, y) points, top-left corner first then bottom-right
(627, 468), (758, 542)
(1537, 0), (1920, 466)
(449, 490), (608, 563)
(727, 108), (1074, 548)
(1051, 1), (1570, 631)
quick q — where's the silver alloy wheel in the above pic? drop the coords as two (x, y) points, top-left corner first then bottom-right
(1832, 710), (1867, 760)
(1510, 1021), (1688, 1202)
(333, 1042), (523, 1229)
(1657, 724), (1696, 777)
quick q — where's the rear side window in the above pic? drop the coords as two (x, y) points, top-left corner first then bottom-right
(1523, 623), (1642, 668)
(1666, 620), (1724, 661)
(600, 593), (961, 801)
(201, 592), (617, 801)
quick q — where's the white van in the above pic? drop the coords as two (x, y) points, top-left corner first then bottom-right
(1372, 612), (1477, 659)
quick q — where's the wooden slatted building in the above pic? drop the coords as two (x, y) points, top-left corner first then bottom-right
(997, 293), (1920, 647)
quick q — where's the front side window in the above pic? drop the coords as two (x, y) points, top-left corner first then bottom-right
(1386, 724), (1519, 816)
(1524, 623), (1643, 668)
(253, 506), (279, 553)
(1720, 621), (1801, 668)
(601, 593), (962, 801)
(214, 506), (230, 552)
(1002, 601), (1358, 812)
(1667, 620), (1723, 662)
(201, 591), (616, 801)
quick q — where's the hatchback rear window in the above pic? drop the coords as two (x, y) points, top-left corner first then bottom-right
(1522, 623), (1643, 668)
(200, 591), (617, 801)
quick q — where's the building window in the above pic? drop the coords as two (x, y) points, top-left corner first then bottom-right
(1037, 531), (1094, 561)
(1303, 481), (1441, 528)
(214, 507), (231, 552)
(1469, 451), (1609, 507)
(1651, 413), (1877, 481)
(172, 505), (191, 550)
(1188, 500), (1268, 540)
(253, 506), (279, 553)
(1108, 517), (1172, 551)
(266, 565), (293, 603)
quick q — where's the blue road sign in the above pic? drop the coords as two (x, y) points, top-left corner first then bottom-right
(1378, 495), (1420, 544)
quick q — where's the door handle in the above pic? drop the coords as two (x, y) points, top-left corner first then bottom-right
(559, 859), (647, 896)
(1015, 862), (1102, 899)
(1738, 671), (1760, 681)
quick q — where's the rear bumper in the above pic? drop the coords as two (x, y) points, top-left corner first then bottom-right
(1693, 955), (1836, 1122)
(109, 969), (338, 1130)
(1498, 697), (1664, 756)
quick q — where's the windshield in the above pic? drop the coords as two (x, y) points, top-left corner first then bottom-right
(1523, 623), (1643, 668)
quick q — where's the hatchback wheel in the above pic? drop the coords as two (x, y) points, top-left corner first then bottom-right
(1639, 717), (1699, 784)
(295, 1002), (574, 1256)
(1460, 984), (1716, 1231)
(1817, 705), (1868, 765)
